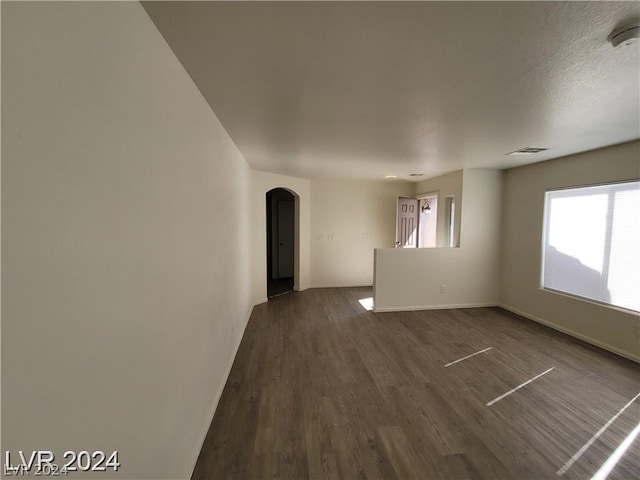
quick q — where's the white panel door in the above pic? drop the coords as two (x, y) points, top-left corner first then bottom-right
(396, 197), (419, 248)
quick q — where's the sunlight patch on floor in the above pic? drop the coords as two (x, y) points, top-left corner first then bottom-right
(358, 297), (373, 311)
(591, 421), (640, 480)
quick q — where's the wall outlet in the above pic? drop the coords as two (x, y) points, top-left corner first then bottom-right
(440, 284), (446, 293)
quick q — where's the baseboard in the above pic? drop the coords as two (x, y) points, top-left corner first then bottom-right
(310, 283), (373, 289)
(187, 303), (253, 479)
(255, 297), (268, 305)
(373, 302), (496, 313)
(500, 304), (640, 364)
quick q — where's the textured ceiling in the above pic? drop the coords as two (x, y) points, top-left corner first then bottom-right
(143, 1), (640, 181)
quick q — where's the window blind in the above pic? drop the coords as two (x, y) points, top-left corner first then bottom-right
(542, 181), (640, 312)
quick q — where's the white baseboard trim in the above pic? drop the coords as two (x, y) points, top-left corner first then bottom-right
(373, 302), (496, 313)
(310, 283), (373, 289)
(499, 304), (640, 364)
(255, 297), (268, 306)
(188, 304), (253, 479)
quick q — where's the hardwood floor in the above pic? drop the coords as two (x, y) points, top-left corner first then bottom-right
(192, 287), (640, 480)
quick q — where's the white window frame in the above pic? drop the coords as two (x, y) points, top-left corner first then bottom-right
(541, 179), (640, 313)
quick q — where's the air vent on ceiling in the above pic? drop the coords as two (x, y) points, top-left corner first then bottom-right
(506, 147), (549, 156)
(409, 173), (425, 177)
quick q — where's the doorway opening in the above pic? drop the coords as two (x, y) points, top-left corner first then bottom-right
(418, 193), (438, 248)
(396, 192), (440, 248)
(266, 188), (295, 298)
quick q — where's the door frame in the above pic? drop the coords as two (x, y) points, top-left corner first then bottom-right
(266, 187), (300, 292)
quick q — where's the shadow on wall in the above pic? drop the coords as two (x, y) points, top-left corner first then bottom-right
(544, 246), (611, 303)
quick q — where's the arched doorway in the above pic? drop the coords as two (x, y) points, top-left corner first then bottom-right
(266, 188), (296, 298)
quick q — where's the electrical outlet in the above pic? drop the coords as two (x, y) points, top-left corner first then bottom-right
(440, 284), (446, 293)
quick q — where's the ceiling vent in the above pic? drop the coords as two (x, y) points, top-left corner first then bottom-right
(506, 147), (549, 156)
(409, 173), (425, 177)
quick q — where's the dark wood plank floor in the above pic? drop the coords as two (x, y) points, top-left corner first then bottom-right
(192, 287), (640, 480)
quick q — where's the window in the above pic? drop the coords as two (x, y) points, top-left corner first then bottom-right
(542, 180), (640, 312)
(445, 196), (456, 248)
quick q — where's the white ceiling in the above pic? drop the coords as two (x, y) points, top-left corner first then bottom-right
(142, 1), (640, 182)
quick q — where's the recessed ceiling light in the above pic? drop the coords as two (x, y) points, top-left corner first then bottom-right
(385, 175), (397, 179)
(506, 147), (549, 156)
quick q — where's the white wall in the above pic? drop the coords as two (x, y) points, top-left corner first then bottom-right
(2, 2), (253, 478)
(414, 170), (463, 247)
(310, 179), (413, 287)
(374, 169), (502, 311)
(250, 170), (311, 304)
(501, 141), (640, 362)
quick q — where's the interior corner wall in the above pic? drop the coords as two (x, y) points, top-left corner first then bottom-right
(250, 170), (311, 305)
(2, 2), (253, 479)
(501, 141), (640, 362)
(414, 170), (463, 247)
(310, 178), (414, 288)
